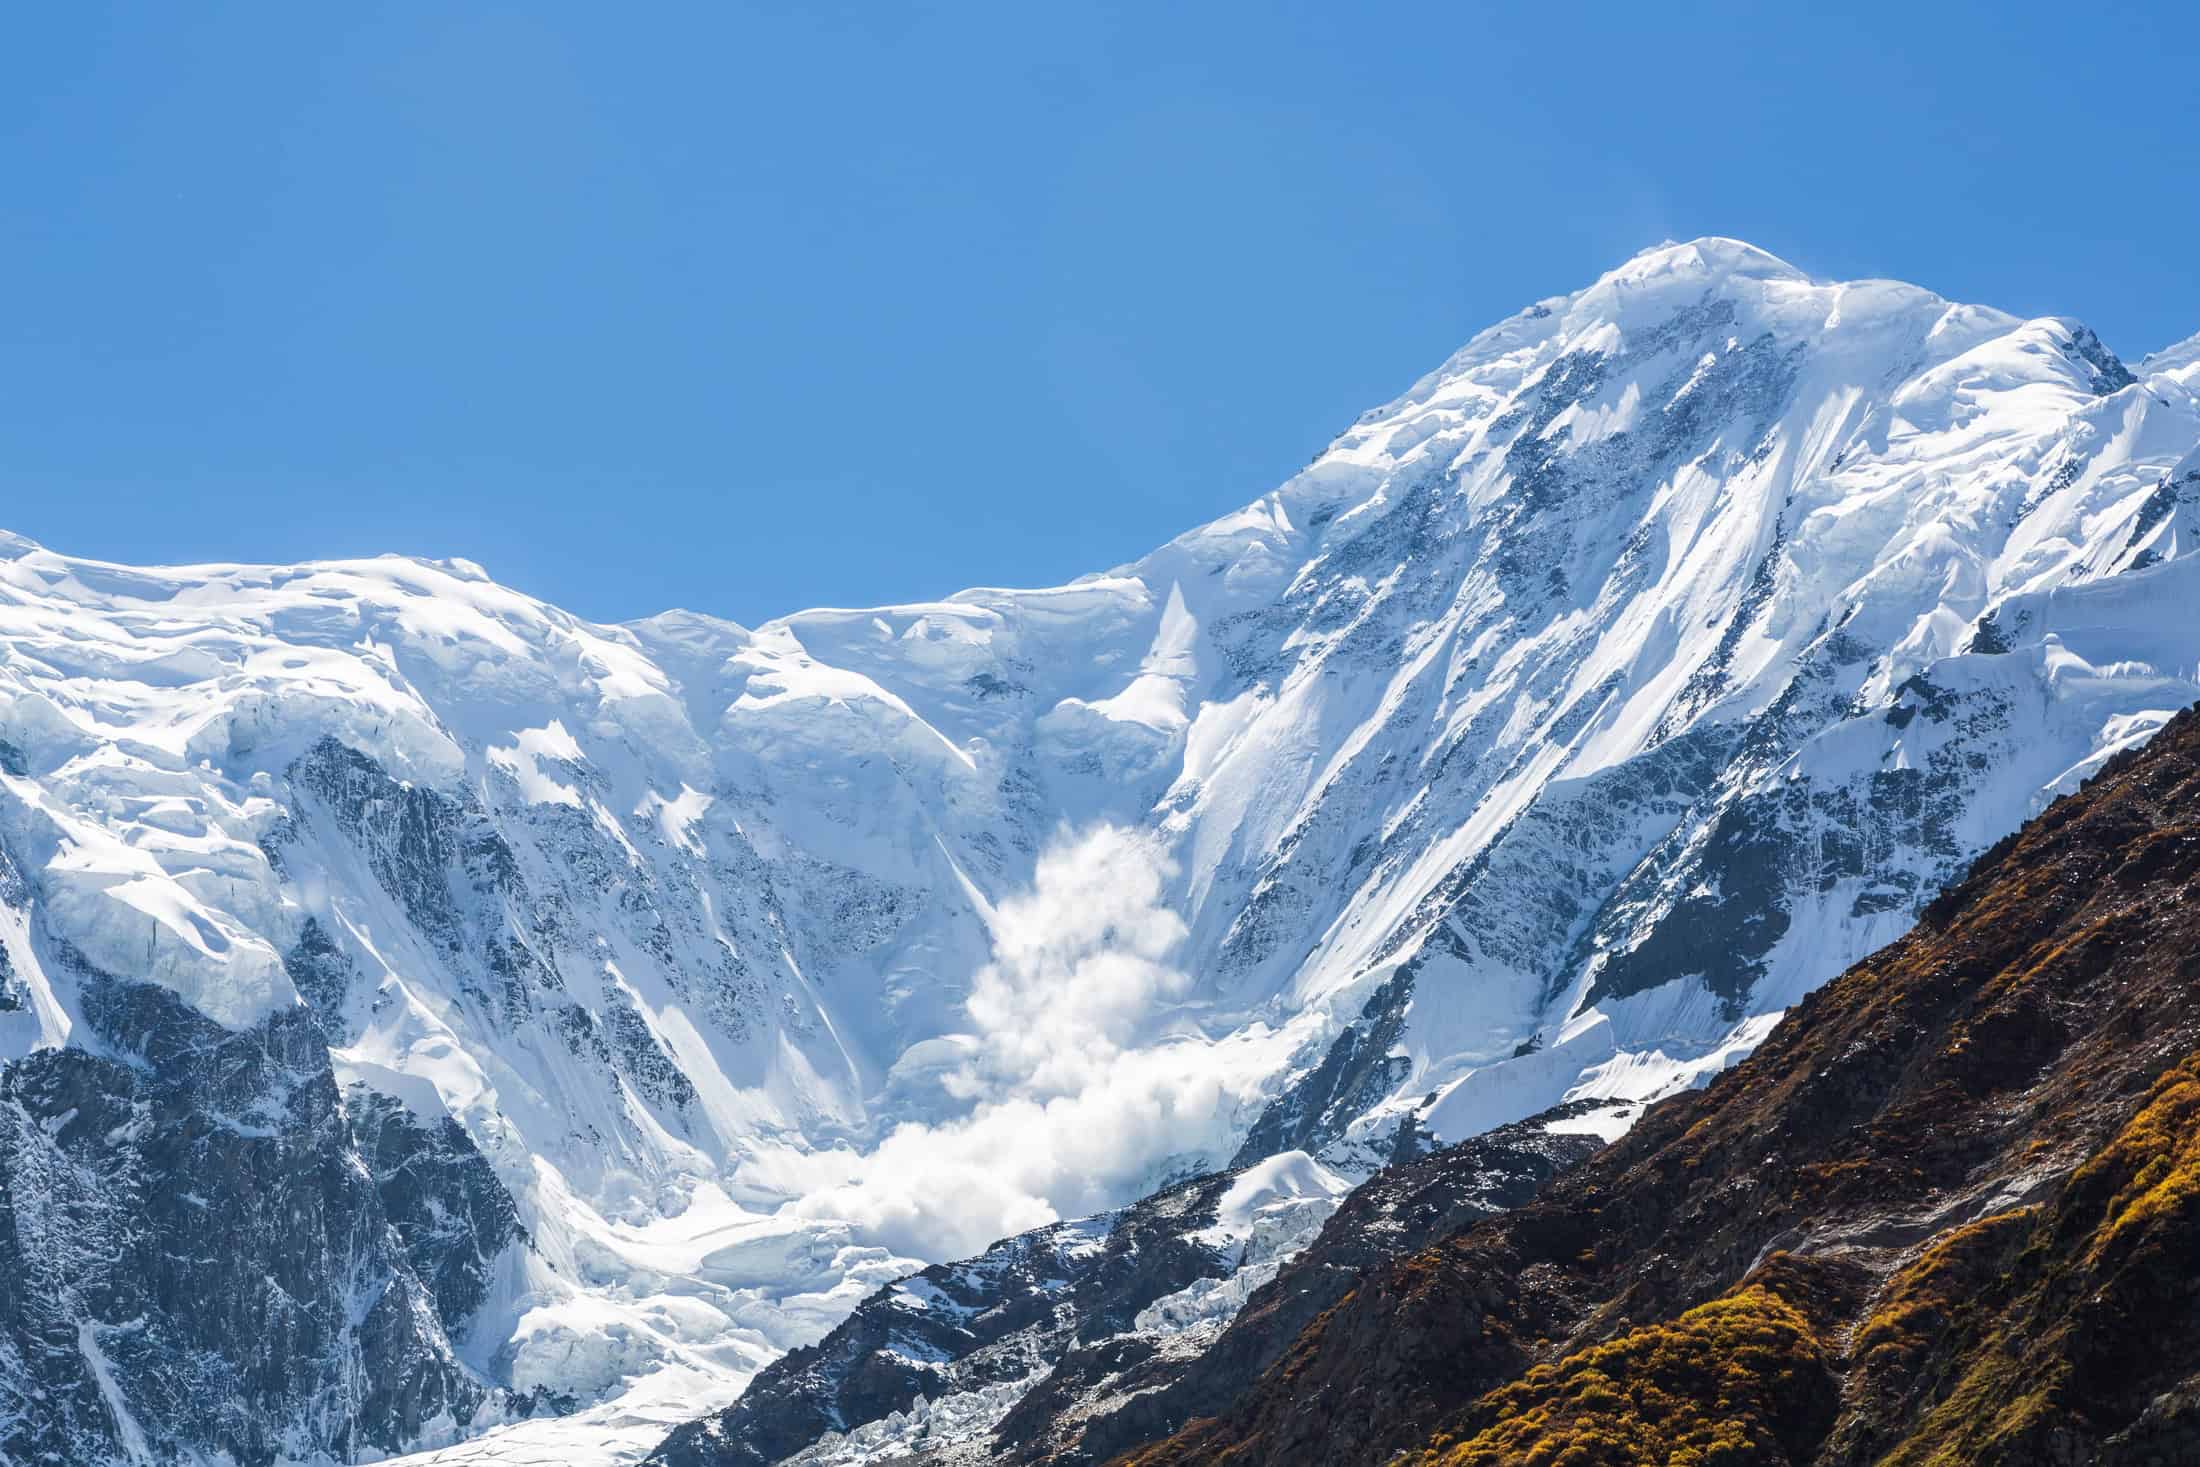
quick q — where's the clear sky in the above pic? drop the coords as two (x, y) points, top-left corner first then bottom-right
(5, 3), (2198, 626)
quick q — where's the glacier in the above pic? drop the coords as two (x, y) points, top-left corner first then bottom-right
(1, 237), (2198, 1463)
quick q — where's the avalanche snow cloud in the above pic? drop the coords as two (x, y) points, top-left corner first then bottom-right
(758, 823), (1289, 1260)
(1, 237), (2199, 1463)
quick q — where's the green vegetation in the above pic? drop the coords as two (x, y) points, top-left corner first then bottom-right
(2077, 1050), (2200, 1261)
(1861, 1051), (2200, 1466)
(1417, 1265), (1836, 1467)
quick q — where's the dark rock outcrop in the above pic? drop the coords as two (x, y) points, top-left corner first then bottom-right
(0, 969), (508, 1465)
(345, 1081), (529, 1336)
(1228, 970), (1415, 1169)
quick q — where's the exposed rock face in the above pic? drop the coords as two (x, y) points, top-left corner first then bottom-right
(345, 1081), (531, 1343)
(0, 967), (523, 1466)
(284, 735), (703, 1118)
(1117, 702), (2200, 1466)
(1228, 970), (1416, 1169)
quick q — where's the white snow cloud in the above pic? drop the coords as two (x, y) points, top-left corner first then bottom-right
(948, 822), (1190, 1101)
(751, 825), (1286, 1259)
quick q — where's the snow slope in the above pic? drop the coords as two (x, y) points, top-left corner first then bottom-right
(2, 237), (2199, 1462)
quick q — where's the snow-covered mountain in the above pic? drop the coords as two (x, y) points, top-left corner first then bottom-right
(3, 238), (2198, 1464)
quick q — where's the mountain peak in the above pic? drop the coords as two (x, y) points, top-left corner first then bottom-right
(1603, 235), (1811, 289)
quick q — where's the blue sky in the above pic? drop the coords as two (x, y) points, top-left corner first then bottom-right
(5, 2), (2197, 625)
